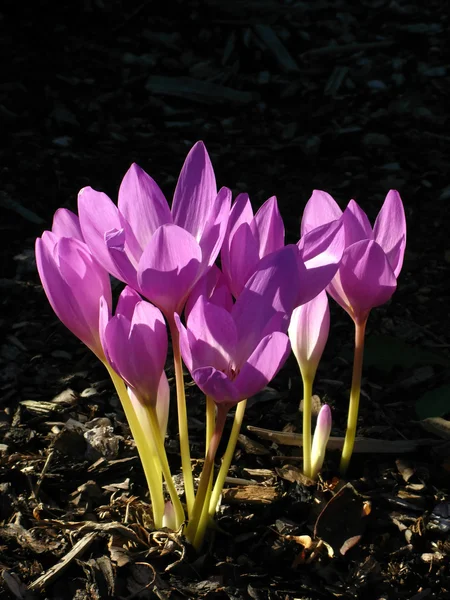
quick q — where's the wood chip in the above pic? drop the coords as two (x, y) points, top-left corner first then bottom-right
(222, 485), (280, 505)
(28, 531), (97, 591)
(247, 426), (442, 452)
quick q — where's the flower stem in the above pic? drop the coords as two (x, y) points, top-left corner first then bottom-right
(104, 363), (165, 528)
(206, 396), (215, 453)
(208, 399), (247, 517)
(186, 405), (227, 548)
(144, 403), (186, 529)
(301, 376), (314, 478)
(168, 318), (195, 518)
(339, 318), (367, 475)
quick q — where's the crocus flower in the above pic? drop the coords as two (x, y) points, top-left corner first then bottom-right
(310, 404), (332, 480)
(77, 142), (231, 317)
(221, 193), (284, 298)
(301, 190), (406, 324)
(175, 246), (304, 411)
(99, 286), (168, 410)
(185, 264), (233, 319)
(35, 233), (111, 360)
(288, 291), (330, 383)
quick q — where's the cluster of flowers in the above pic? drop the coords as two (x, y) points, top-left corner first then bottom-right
(36, 142), (406, 549)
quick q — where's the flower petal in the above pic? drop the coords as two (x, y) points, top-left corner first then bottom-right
(191, 366), (241, 406)
(232, 245), (301, 364)
(199, 186), (231, 269)
(297, 218), (345, 305)
(137, 224), (202, 316)
(234, 332), (291, 400)
(301, 190), (342, 235)
(373, 190), (406, 278)
(251, 196), (285, 257)
(52, 208), (84, 241)
(78, 186), (123, 279)
(185, 296), (238, 373)
(172, 142), (217, 240)
(118, 163), (172, 250)
(116, 286), (142, 321)
(339, 239), (398, 322)
(342, 200), (373, 246)
(288, 291), (330, 381)
(185, 265), (233, 319)
(36, 234), (111, 358)
(226, 222), (260, 298)
(105, 228), (139, 290)
(221, 193), (253, 279)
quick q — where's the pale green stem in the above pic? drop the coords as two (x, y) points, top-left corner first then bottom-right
(340, 318), (367, 475)
(193, 396), (216, 547)
(301, 376), (314, 478)
(144, 403), (186, 529)
(168, 318), (195, 518)
(186, 406), (227, 548)
(205, 396), (215, 454)
(208, 399), (247, 517)
(103, 363), (165, 527)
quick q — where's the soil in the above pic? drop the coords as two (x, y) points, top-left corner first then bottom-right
(1, 1), (450, 598)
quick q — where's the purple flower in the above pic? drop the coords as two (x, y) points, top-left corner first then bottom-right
(35, 233), (111, 359)
(175, 247), (303, 409)
(288, 291), (330, 382)
(99, 287), (168, 409)
(185, 264), (233, 319)
(301, 190), (406, 323)
(311, 404), (332, 479)
(77, 142), (231, 316)
(221, 193), (284, 298)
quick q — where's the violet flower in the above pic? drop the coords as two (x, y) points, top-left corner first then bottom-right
(301, 189), (406, 473)
(77, 142), (231, 317)
(99, 287), (168, 411)
(221, 193), (284, 298)
(35, 232), (111, 360)
(288, 291), (330, 477)
(301, 190), (406, 324)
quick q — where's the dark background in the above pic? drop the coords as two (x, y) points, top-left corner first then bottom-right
(1, 1), (450, 598)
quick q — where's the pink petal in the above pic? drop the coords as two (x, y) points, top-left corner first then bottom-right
(36, 235), (111, 358)
(373, 190), (406, 277)
(116, 286), (142, 321)
(301, 190), (342, 235)
(172, 142), (217, 240)
(137, 224), (202, 316)
(105, 228), (139, 290)
(185, 265), (233, 319)
(78, 186), (123, 279)
(52, 208), (84, 241)
(185, 296), (238, 373)
(103, 301), (167, 407)
(251, 196), (285, 257)
(221, 193), (253, 292)
(342, 200), (373, 245)
(191, 366), (241, 406)
(339, 240), (398, 323)
(288, 291), (330, 380)
(199, 186), (232, 268)
(234, 332), (291, 400)
(297, 219), (345, 305)
(118, 163), (172, 251)
(232, 246), (301, 363)
(226, 222), (260, 298)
